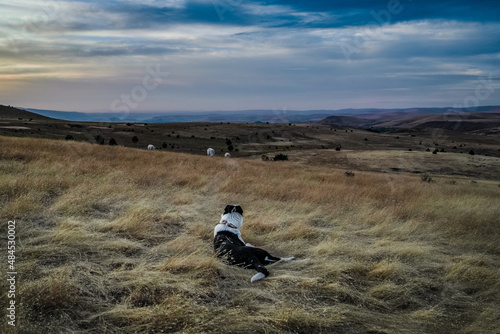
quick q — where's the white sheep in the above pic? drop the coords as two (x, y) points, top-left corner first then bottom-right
(224, 152), (231, 158)
(207, 148), (215, 157)
(147, 144), (155, 151)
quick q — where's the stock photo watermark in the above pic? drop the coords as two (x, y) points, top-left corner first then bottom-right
(5, 0), (61, 52)
(453, 72), (498, 111)
(110, 64), (170, 114)
(212, 0), (244, 21)
(338, 0), (410, 62)
(6, 220), (17, 328)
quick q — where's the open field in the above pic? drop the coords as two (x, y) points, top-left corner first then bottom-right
(1, 135), (499, 334)
(1, 106), (500, 181)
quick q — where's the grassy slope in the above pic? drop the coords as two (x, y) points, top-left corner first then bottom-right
(0, 135), (499, 334)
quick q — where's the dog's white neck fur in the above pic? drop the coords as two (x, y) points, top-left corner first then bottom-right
(214, 212), (245, 244)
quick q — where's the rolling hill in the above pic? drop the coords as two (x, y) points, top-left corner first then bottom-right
(17, 105), (500, 124)
(320, 111), (500, 135)
(0, 105), (52, 121)
(2, 105), (500, 177)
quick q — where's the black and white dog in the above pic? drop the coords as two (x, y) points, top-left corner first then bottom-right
(213, 205), (294, 282)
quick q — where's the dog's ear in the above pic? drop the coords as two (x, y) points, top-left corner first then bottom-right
(224, 205), (234, 214)
(233, 205), (243, 216)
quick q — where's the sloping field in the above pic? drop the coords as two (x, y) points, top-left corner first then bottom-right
(1, 135), (499, 334)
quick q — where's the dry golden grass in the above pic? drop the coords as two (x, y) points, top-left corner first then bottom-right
(1, 135), (499, 334)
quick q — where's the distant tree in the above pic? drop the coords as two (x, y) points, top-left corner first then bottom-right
(65, 135), (74, 140)
(227, 144), (234, 152)
(109, 138), (118, 145)
(469, 149), (475, 155)
(162, 142), (167, 148)
(132, 136), (139, 143)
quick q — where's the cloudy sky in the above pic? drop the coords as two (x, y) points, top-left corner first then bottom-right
(1, 0), (499, 112)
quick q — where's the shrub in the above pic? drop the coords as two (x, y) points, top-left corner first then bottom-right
(65, 135), (74, 141)
(273, 153), (288, 161)
(109, 138), (118, 146)
(132, 136), (139, 143)
(421, 173), (433, 183)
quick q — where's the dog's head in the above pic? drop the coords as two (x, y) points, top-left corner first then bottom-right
(223, 205), (243, 216)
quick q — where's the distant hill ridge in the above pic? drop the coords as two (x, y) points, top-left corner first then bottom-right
(0, 105), (52, 120)
(2, 104), (500, 131)
(320, 108), (500, 134)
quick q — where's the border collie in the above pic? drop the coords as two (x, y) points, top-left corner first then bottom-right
(213, 205), (294, 282)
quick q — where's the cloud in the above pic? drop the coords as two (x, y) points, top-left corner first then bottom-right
(268, 0), (500, 26)
(1, 0), (499, 111)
